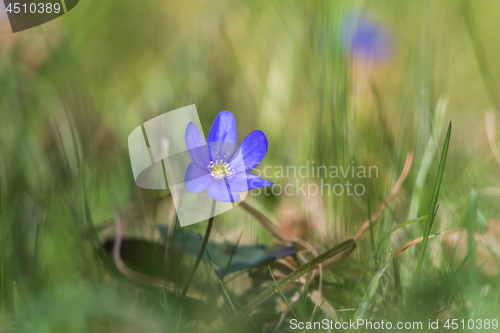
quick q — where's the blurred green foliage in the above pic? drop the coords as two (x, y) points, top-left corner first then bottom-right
(1, 0), (500, 331)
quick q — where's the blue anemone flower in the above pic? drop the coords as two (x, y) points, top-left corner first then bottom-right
(342, 13), (392, 63)
(184, 111), (273, 202)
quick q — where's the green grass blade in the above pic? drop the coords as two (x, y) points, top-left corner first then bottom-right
(210, 262), (259, 331)
(350, 215), (428, 306)
(214, 264), (237, 315)
(223, 239), (356, 327)
(268, 265), (297, 318)
(354, 251), (393, 320)
(407, 97), (448, 220)
(13, 281), (20, 322)
(465, 189), (479, 299)
(462, 0), (499, 110)
(409, 122), (452, 304)
(367, 195), (376, 256)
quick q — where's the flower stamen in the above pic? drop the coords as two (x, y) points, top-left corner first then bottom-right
(207, 160), (236, 179)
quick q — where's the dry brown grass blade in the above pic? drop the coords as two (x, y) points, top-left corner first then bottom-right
(394, 230), (450, 258)
(353, 152), (414, 241)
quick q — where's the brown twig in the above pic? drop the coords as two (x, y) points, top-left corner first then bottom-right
(239, 200), (290, 243)
(113, 208), (177, 289)
(353, 152), (414, 241)
(112, 208), (207, 303)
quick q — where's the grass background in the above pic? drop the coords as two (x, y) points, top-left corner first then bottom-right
(1, 0), (500, 331)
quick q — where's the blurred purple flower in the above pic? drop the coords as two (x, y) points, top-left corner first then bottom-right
(184, 111), (272, 202)
(343, 13), (392, 63)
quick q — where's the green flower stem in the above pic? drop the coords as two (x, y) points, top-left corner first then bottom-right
(178, 200), (216, 305)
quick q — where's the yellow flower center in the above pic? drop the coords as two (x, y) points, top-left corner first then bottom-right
(208, 160), (236, 179)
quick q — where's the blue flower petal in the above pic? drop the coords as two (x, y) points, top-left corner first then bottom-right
(184, 163), (212, 193)
(185, 122), (211, 169)
(226, 173), (249, 192)
(207, 181), (240, 202)
(231, 130), (268, 172)
(229, 172), (273, 192)
(207, 111), (237, 161)
(342, 13), (391, 63)
(246, 173), (273, 189)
